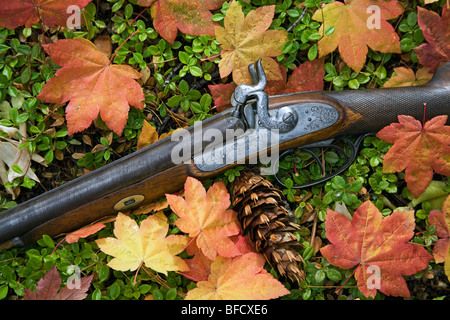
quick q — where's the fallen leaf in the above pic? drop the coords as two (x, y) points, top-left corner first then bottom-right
(37, 38), (144, 135)
(209, 59), (324, 112)
(94, 35), (112, 58)
(137, 120), (159, 150)
(0, 0), (92, 29)
(376, 115), (450, 198)
(185, 252), (289, 300)
(414, 6), (449, 73)
(265, 58), (325, 96)
(428, 196), (450, 282)
(23, 265), (93, 300)
(96, 212), (189, 275)
(0, 123), (47, 199)
(137, 0), (225, 44)
(166, 177), (242, 261)
(131, 198), (169, 215)
(181, 243), (214, 282)
(321, 201), (432, 298)
(181, 234), (256, 282)
(65, 222), (107, 244)
(215, 0), (288, 85)
(312, 0), (403, 72)
(0, 125), (18, 138)
(410, 180), (449, 210)
(383, 67), (433, 88)
(208, 83), (237, 113)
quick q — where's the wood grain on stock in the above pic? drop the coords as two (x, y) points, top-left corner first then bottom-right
(0, 163), (215, 250)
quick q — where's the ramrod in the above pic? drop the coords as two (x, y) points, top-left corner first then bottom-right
(0, 60), (449, 250)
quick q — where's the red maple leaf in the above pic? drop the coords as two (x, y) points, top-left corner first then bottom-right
(376, 115), (450, 198)
(37, 38), (144, 135)
(428, 195), (450, 264)
(24, 265), (93, 300)
(321, 201), (432, 298)
(0, 0), (92, 29)
(414, 6), (450, 73)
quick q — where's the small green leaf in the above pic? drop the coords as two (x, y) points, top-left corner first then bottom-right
(0, 285), (8, 300)
(166, 288), (177, 300)
(11, 165), (23, 175)
(189, 66), (203, 77)
(285, 178), (294, 189)
(307, 44), (318, 61)
(153, 289), (164, 300)
(178, 80), (189, 95)
(324, 26), (335, 35)
(98, 265), (110, 283)
(42, 234), (55, 248)
(326, 268), (342, 282)
(348, 79), (360, 90)
(178, 51), (190, 64)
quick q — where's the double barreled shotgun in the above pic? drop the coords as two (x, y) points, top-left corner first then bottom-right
(0, 60), (449, 250)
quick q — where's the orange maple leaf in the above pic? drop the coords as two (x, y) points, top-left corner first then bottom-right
(37, 38), (144, 135)
(0, 0), (92, 29)
(376, 115), (450, 198)
(312, 0), (403, 72)
(383, 67), (433, 88)
(185, 252), (289, 300)
(65, 222), (107, 244)
(166, 177), (242, 261)
(137, 0), (225, 44)
(321, 201), (432, 298)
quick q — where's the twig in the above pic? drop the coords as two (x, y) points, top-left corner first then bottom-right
(336, 265), (360, 294)
(309, 211), (318, 249)
(128, 2), (153, 26)
(142, 266), (186, 298)
(286, 7), (308, 33)
(36, 7), (47, 44)
(157, 69), (220, 135)
(108, 30), (139, 65)
(200, 48), (235, 62)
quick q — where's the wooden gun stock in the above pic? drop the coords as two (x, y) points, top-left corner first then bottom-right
(0, 62), (449, 250)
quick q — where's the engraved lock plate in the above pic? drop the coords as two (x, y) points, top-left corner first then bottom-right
(194, 102), (339, 172)
(114, 195), (145, 211)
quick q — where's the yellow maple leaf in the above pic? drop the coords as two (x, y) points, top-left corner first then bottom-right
(215, 0), (287, 85)
(96, 212), (189, 275)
